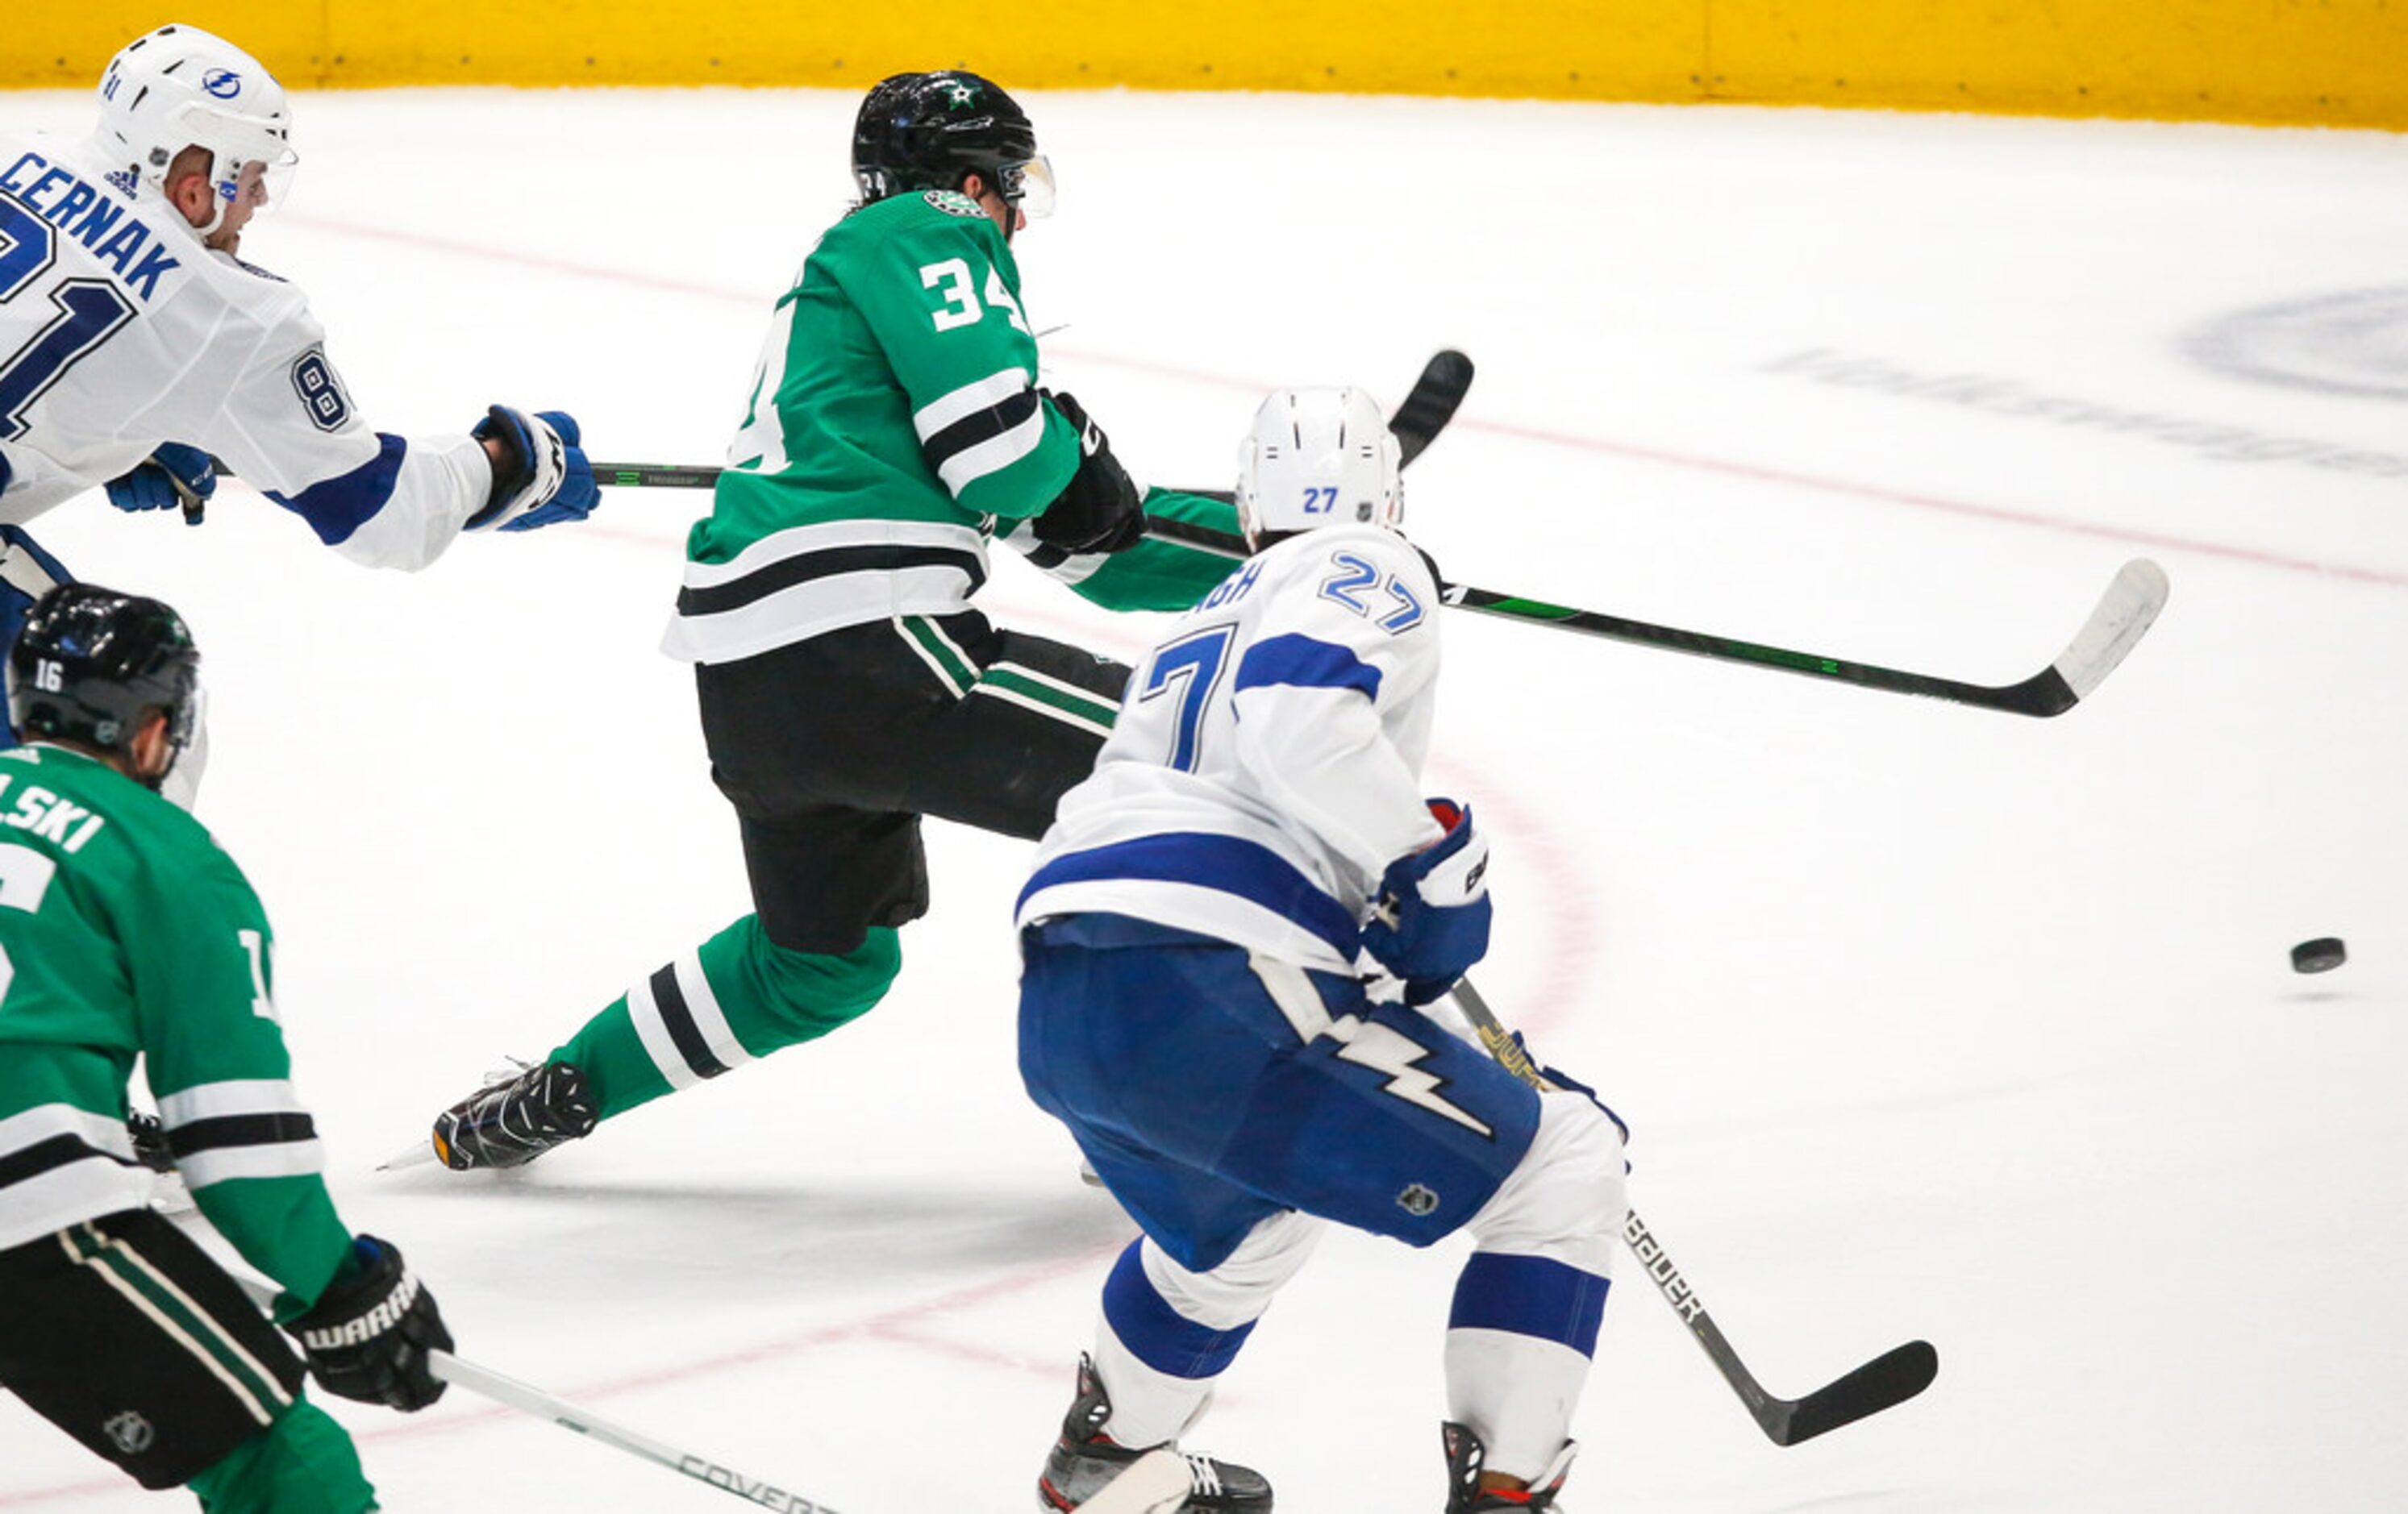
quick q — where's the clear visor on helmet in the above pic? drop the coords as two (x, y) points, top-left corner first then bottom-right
(172, 100), (298, 216)
(998, 155), (1055, 218)
(214, 152), (298, 219)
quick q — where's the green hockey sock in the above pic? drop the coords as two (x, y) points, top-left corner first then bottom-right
(187, 1400), (375, 1513)
(552, 915), (902, 1120)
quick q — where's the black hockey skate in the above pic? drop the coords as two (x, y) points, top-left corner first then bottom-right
(1442, 1422), (1577, 1512)
(1037, 1354), (1272, 1512)
(431, 1059), (598, 1171)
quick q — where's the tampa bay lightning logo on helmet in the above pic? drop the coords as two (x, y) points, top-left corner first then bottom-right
(202, 68), (242, 98)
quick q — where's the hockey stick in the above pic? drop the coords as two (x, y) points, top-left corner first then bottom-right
(1144, 510), (2168, 719)
(589, 348), (1477, 501)
(1448, 979), (1939, 1446)
(428, 1350), (845, 1511)
(227, 1278), (844, 1509)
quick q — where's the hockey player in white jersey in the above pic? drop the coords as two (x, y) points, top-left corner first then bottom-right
(1016, 389), (1630, 1510)
(0, 24), (598, 707)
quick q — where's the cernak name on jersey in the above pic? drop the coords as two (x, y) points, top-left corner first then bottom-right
(0, 152), (184, 303)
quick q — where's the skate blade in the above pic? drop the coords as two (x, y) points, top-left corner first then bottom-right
(1079, 1450), (1191, 1514)
(377, 1137), (443, 1172)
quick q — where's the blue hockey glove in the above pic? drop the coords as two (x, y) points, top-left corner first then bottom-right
(467, 406), (598, 532)
(105, 444), (216, 523)
(1363, 798), (1492, 1005)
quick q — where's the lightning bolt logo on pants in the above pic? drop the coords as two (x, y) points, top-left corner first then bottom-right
(1331, 1018), (1494, 1138)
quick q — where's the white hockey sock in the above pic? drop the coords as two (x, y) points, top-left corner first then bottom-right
(1089, 1213), (1322, 1448)
(1443, 1090), (1629, 1480)
(1444, 1325), (1593, 1480)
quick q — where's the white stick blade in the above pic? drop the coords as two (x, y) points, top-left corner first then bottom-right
(2052, 559), (2170, 699)
(1079, 1449), (1194, 1514)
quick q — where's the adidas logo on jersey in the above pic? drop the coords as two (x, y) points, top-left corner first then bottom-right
(922, 189), (985, 218)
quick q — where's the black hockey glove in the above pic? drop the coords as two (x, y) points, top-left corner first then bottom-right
(125, 1112), (177, 1174)
(286, 1235), (453, 1412)
(1032, 392), (1144, 555)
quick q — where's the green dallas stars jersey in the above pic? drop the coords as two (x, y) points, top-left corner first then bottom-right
(0, 745), (350, 1316)
(660, 189), (1241, 666)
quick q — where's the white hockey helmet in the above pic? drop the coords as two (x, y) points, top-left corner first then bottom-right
(92, 24), (298, 234)
(1234, 387), (1403, 548)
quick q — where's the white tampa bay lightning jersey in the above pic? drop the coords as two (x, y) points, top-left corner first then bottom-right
(0, 132), (492, 570)
(1017, 523), (1448, 973)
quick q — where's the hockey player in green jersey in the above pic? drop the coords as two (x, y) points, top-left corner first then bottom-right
(0, 585), (453, 1512)
(424, 70), (1246, 1167)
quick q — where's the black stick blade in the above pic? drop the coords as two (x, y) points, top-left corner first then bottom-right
(1769, 1340), (1939, 1445)
(1393, 349), (1475, 465)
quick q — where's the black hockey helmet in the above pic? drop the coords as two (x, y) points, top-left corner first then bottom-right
(851, 70), (1052, 213)
(8, 584), (200, 785)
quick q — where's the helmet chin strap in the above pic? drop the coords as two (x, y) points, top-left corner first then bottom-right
(155, 144), (238, 238)
(188, 152), (234, 238)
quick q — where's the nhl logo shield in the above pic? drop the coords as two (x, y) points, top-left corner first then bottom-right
(1397, 1183), (1440, 1217)
(104, 1410), (154, 1454)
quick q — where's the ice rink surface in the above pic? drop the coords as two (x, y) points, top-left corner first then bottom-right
(2, 83), (2405, 1511)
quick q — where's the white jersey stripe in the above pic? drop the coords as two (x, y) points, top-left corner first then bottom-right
(0, 1160), (154, 1251)
(972, 680), (1116, 739)
(911, 368), (1031, 441)
(987, 659), (1117, 709)
(157, 1079), (306, 1128)
(626, 975), (705, 1092)
(65, 1230), (278, 1427)
(0, 1102), (135, 1160)
(679, 518), (990, 592)
(894, 617), (973, 697)
(935, 409), (1048, 497)
(673, 951), (752, 1073)
(106, 1233), (295, 1412)
(664, 562), (985, 665)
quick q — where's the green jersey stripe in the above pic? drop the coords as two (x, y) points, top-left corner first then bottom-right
(984, 660), (1123, 726)
(65, 1227), (286, 1425)
(973, 669), (1119, 738)
(93, 1228), (295, 1412)
(897, 616), (977, 695)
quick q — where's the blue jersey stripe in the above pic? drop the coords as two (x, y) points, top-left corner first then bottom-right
(1232, 631), (1382, 701)
(1019, 831), (1359, 960)
(1447, 1251), (1611, 1358)
(1101, 1238), (1260, 1379)
(265, 434), (406, 545)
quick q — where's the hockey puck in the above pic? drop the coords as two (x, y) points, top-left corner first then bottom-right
(2290, 938), (2347, 974)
